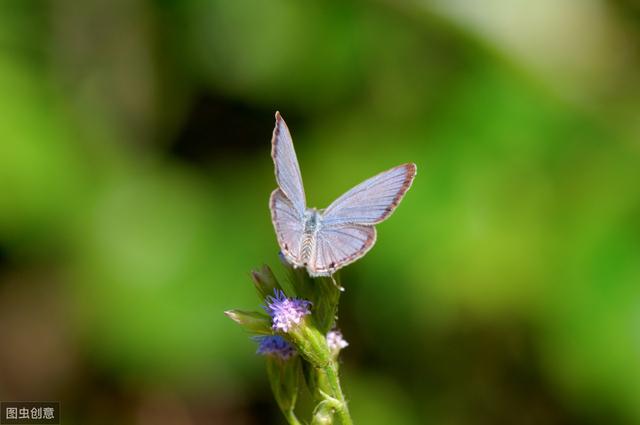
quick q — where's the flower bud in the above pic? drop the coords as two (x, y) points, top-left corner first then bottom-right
(255, 335), (296, 360)
(326, 330), (349, 357)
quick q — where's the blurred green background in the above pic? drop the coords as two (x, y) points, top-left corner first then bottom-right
(1, 0), (640, 424)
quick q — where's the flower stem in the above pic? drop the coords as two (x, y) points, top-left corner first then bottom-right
(283, 409), (303, 425)
(322, 361), (353, 425)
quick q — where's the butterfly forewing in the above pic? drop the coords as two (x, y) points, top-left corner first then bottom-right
(322, 163), (417, 226)
(271, 112), (306, 214)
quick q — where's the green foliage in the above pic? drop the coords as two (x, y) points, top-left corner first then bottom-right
(310, 276), (341, 334)
(224, 309), (272, 335)
(266, 356), (302, 422)
(252, 265), (284, 300)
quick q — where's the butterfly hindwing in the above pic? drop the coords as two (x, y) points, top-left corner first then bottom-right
(270, 188), (305, 266)
(309, 224), (376, 277)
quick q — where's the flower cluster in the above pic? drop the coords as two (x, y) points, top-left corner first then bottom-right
(264, 290), (312, 332)
(255, 335), (297, 360)
(326, 330), (349, 355)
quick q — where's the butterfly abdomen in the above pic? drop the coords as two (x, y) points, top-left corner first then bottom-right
(300, 234), (314, 264)
(300, 209), (322, 264)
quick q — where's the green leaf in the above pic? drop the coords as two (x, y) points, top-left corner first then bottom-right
(302, 360), (332, 403)
(266, 355), (301, 419)
(224, 309), (272, 335)
(251, 265), (283, 300)
(283, 262), (315, 300)
(311, 275), (341, 334)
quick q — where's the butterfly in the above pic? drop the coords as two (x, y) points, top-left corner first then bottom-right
(269, 112), (416, 277)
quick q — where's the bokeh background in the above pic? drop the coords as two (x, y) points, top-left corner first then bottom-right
(1, 0), (640, 424)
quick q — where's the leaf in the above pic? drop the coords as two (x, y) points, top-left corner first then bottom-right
(266, 355), (301, 417)
(283, 261), (315, 300)
(224, 309), (272, 334)
(311, 275), (341, 334)
(251, 265), (283, 300)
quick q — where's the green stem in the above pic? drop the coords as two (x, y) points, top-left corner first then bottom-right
(322, 361), (353, 425)
(284, 409), (303, 425)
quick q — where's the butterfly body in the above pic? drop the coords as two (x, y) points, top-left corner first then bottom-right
(300, 209), (321, 264)
(269, 112), (416, 277)
(303, 208), (322, 234)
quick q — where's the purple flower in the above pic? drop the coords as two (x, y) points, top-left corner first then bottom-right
(327, 330), (349, 354)
(264, 290), (311, 333)
(255, 335), (296, 360)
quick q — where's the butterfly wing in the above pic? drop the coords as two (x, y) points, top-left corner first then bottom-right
(306, 163), (416, 276)
(322, 163), (417, 226)
(271, 112), (306, 214)
(270, 188), (305, 266)
(308, 224), (376, 277)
